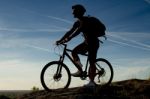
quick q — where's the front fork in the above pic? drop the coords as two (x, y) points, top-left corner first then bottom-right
(54, 56), (64, 81)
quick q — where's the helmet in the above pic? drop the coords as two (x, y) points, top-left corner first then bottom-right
(72, 4), (86, 14)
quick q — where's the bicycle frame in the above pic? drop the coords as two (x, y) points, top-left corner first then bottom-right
(41, 42), (113, 91)
(40, 38), (114, 91)
(58, 43), (89, 73)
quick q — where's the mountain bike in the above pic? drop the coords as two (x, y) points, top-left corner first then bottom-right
(40, 43), (113, 91)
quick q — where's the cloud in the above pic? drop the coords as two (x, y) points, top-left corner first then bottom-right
(0, 27), (68, 32)
(108, 39), (150, 51)
(109, 33), (150, 48)
(113, 57), (150, 66)
(47, 16), (73, 24)
(145, 0), (150, 4)
(107, 32), (150, 51)
(40, 23), (68, 30)
(21, 8), (73, 24)
(24, 44), (50, 52)
(0, 34), (52, 52)
(0, 60), (21, 67)
(0, 59), (43, 90)
(113, 65), (150, 81)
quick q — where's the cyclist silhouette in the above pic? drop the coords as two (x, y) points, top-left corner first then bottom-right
(56, 4), (102, 87)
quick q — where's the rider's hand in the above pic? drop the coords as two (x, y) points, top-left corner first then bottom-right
(56, 40), (62, 45)
(56, 38), (69, 45)
(56, 39), (66, 45)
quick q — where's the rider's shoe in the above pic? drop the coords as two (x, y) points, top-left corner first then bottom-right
(71, 71), (82, 77)
(84, 81), (96, 87)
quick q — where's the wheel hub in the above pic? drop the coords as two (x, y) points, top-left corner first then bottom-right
(53, 74), (62, 81)
(99, 68), (105, 76)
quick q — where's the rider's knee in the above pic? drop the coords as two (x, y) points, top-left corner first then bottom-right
(72, 50), (76, 57)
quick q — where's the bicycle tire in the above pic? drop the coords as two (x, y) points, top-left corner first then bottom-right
(40, 61), (71, 91)
(95, 58), (114, 85)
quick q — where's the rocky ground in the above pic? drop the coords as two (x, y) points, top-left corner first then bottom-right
(18, 79), (150, 99)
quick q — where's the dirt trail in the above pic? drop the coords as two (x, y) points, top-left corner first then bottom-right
(19, 79), (150, 99)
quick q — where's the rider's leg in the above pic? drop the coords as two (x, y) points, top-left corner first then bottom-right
(85, 62), (97, 87)
(72, 50), (82, 72)
(85, 41), (99, 86)
(88, 60), (96, 82)
(71, 42), (87, 76)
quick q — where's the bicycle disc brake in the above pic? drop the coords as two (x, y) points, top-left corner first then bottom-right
(54, 73), (62, 81)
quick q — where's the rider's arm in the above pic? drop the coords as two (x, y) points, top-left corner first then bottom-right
(58, 21), (80, 43)
(68, 27), (81, 40)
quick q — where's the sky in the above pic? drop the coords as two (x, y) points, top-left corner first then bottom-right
(0, 0), (150, 90)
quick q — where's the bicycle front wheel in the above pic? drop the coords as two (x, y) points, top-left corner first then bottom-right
(40, 61), (71, 91)
(95, 58), (114, 85)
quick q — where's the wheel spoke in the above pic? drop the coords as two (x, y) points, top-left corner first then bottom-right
(41, 62), (71, 91)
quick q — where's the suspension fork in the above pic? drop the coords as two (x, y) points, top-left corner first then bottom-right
(56, 47), (66, 75)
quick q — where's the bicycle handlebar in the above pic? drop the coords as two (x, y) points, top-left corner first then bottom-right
(61, 43), (67, 47)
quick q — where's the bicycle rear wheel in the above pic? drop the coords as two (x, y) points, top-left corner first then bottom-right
(95, 58), (113, 85)
(40, 61), (71, 91)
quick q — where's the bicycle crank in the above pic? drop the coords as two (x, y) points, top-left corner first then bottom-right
(80, 71), (87, 80)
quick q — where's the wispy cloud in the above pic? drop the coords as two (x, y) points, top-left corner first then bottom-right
(0, 27), (68, 32)
(107, 33), (150, 51)
(0, 35), (53, 52)
(24, 44), (50, 52)
(40, 23), (68, 30)
(109, 33), (150, 48)
(145, 0), (150, 4)
(108, 39), (150, 51)
(21, 8), (73, 24)
(47, 15), (73, 24)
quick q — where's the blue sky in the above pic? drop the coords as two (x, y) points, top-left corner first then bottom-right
(0, 0), (150, 90)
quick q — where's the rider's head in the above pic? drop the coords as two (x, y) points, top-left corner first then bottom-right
(72, 4), (86, 18)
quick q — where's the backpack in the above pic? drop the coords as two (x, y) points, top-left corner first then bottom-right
(87, 16), (106, 37)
